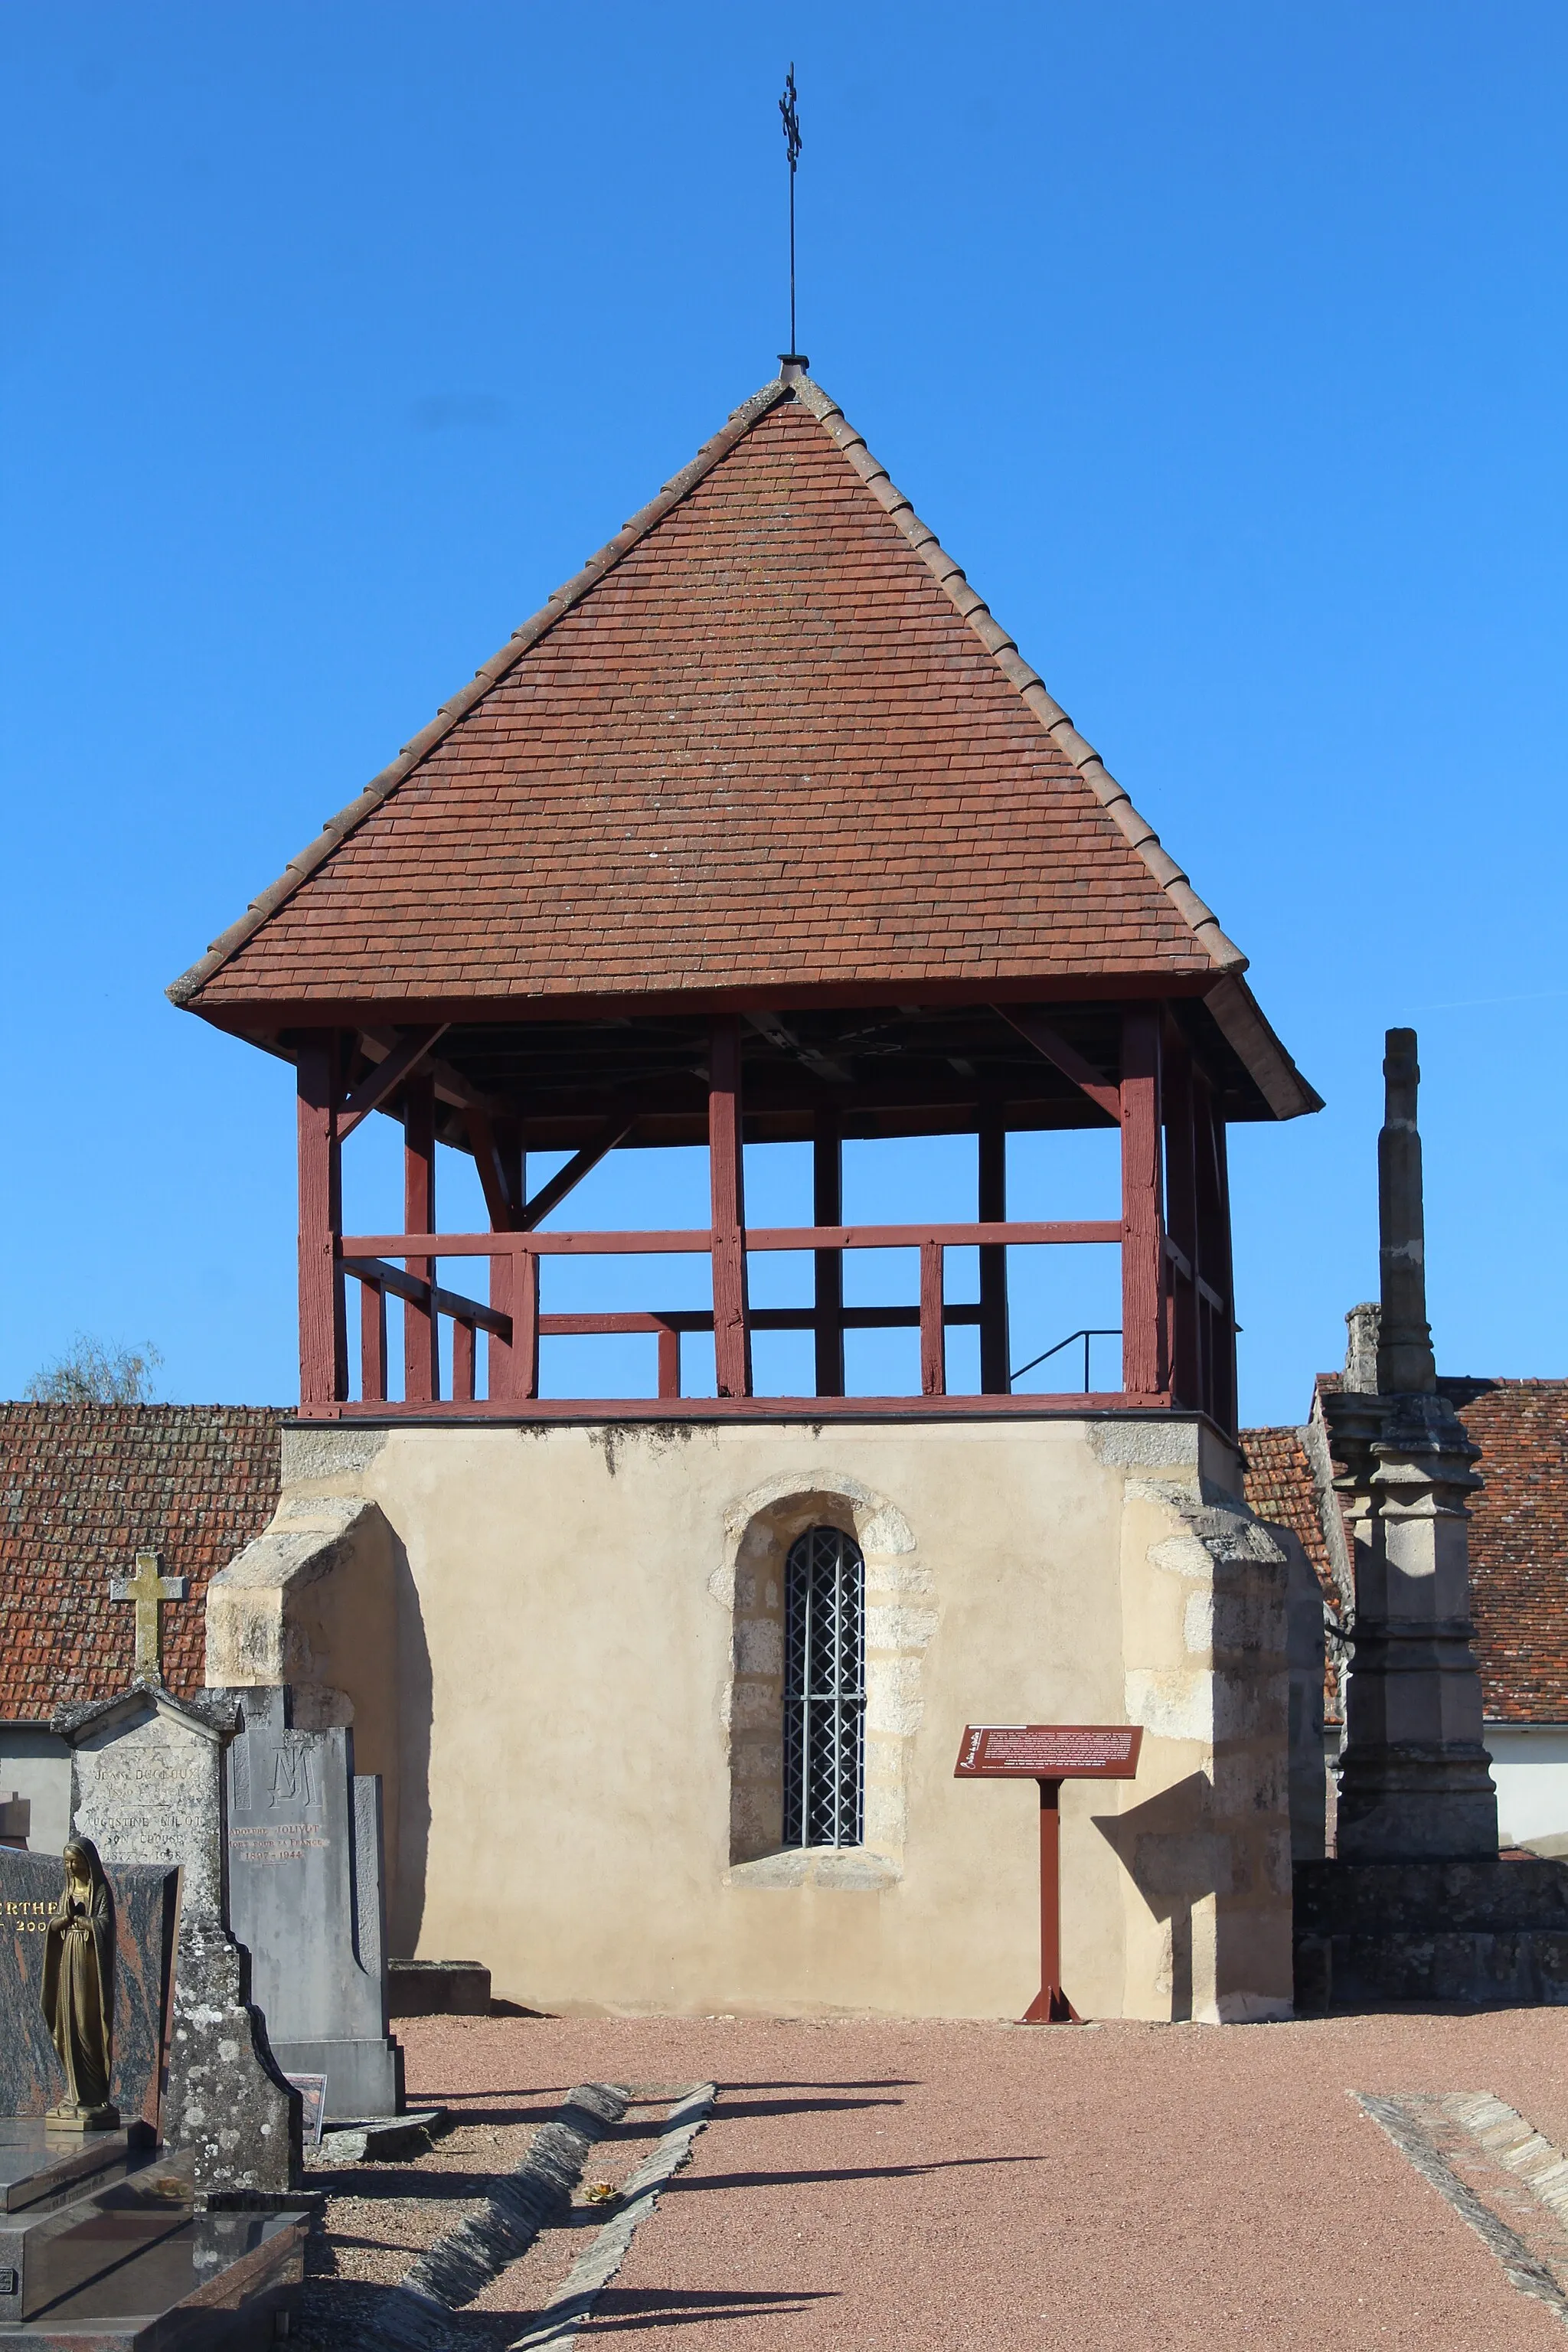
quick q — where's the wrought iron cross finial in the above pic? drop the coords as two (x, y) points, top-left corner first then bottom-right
(779, 64), (802, 174)
(779, 64), (803, 363)
(109, 1548), (188, 1684)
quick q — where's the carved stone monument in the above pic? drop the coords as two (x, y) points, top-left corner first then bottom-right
(54, 1685), (300, 2197)
(1321, 1029), (1498, 1860)
(1295, 1029), (1568, 2008)
(225, 1685), (402, 2123)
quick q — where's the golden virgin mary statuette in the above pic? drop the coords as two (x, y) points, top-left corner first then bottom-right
(41, 1837), (119, 2130)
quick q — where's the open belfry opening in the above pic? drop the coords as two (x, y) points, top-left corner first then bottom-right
(174, 368), (1322, 2022)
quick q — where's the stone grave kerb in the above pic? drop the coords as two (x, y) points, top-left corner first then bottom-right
(53, 1682), (301, 2199)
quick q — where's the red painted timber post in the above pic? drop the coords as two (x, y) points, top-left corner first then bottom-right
(709, 1018), (751, 1399)
(403, 1073), (439, 1404)
(451, 1319), (476, 1404)
(296, 1031), (346, 1409)
(513, 1245), (539, 1401)
(813, 1112), (844, 1397)
(1119, 1007), (1166, 1400)
(978, 1106), (1010, 1393)
(920, 1240), (947, 1396)
(1021, 1780), (1080, 2024)
(492, 1119), (530, 1403)
(1162, 1027), (1199, 1410)
(1202, 1088), (1239, 1438)
(360, 1279), (387, 1403)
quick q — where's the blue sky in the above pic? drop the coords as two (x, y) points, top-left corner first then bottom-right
(2, 2), (1564, 1424)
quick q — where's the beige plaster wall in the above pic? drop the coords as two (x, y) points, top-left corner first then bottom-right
(207, 1414), (1293, 2024)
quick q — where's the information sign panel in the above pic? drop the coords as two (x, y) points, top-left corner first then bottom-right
(954, 1724), (1143, 1779)
(953, 1721), (1143, 2024)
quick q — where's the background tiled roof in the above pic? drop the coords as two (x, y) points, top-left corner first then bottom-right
(1448, 1379), (1568, 1723)
(0, 1405), (283, 1719)
(189, 394), (1213, 1011)
(1240, 1423), (1344, 1721)
(1240, 1424), (1334, 1599)
(1247, 1379), (1568, 1724)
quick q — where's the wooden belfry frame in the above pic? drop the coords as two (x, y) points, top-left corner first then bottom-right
(290, 998), (1238, 1433)
(175, 367), (1315, 1431)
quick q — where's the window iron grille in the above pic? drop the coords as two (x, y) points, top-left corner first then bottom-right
(783, 1525), (866, 1847)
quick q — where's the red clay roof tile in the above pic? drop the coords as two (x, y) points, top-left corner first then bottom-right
(171, 381), (1254, 1018)
(0, 1405), (283, 1720)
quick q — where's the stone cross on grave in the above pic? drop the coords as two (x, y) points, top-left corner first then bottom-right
(109, 1549), (189, 1684)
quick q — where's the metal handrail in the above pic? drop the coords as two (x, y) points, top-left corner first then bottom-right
(1010, 1328), (1122, 1393)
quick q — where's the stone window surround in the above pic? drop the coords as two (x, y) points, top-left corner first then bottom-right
(717, 1472), (933, 1886)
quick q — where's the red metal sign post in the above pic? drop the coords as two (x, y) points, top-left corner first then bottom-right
(955, 1723), (1143, 2024)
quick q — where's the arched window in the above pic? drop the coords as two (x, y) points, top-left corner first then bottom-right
(783, 1526), (865, 1847)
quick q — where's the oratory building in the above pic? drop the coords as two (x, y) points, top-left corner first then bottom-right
(173, 365), (1321, 2024)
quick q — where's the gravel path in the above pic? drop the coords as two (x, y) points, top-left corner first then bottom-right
(361, 2008), (1568, 2349)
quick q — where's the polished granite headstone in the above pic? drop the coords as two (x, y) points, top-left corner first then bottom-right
(0, 1847), (175, 2132)
(225, 1687), (401, 2124)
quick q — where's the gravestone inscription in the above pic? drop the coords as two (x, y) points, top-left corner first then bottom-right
(226, 1687), (401, 2124)
(0, 1845), (175, 2130)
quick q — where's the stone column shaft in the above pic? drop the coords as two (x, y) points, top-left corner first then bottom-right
(1325, 1030), (1495, 1862)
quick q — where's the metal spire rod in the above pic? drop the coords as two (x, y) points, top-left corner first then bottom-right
(779, 64), (802, 358)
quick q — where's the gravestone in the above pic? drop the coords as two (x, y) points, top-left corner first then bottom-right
(0, 1845), (176, 2131)
(55, 1684), (300, 2197)
(225, 1686), (402, 2124)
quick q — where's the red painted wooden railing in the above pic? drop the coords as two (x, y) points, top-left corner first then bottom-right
(337, 1220), (1122, 1409)
(296, 1004), (1240, 1432)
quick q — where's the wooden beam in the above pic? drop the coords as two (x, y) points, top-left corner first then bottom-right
(920, 1241), (946, 1396)
(978, 1107), (1010, 1394)
(813, 1114), (844, 1396)
(520, 1116), (635, 1230)
(1194, 1074), (1237, 1438)
(515, 1246), (540, 1400)
(1119, 1007), (1165, 1397)
(297, 1031), (346, 1408)
(302, 1390), (1159, 1426)
(497, 1121), (524, 1234)
(993, 1007), (1122, 1124)
(359, 1274), (387, 1404)
(466, 1109), (519, 1232)
(1162, 1027), (1200, 1411)
(403, 1074), (439, 1404)
(340, 1219), (1123, 1258)
(709, 1018), (751, 1399)
(341, 1256), (512, 1340)
(533, 1305), (985, 1335)
(339, 1024), (450, 1139)
(746, 1010), (852, 1085)
(358, 1025), (510, 1124)
(488, 1249), (516, 1403)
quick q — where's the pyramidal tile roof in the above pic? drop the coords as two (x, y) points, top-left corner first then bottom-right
(170, 373), (1315, 1116)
